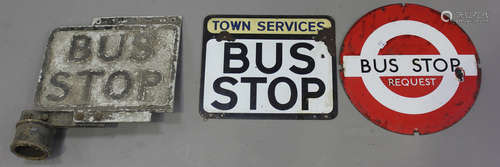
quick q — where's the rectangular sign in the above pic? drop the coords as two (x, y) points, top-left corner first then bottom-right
(200, 15), (337, 119)
(35, 22), (181, 112)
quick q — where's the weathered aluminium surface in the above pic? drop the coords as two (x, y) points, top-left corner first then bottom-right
(10, 16), (181, 160)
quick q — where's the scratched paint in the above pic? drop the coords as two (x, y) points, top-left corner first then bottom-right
(35, 24), (181, 112)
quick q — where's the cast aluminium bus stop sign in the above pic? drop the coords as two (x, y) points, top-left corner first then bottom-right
(11, 16), (181, 160)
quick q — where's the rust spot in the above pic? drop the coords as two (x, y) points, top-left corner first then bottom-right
(215, 31), (235, 42)
(455, 67), (465, 82)
(413, 128), (420, 135)
(94, 112), (104, 121)
(74, 112), (84, 121)
(314, 27), (335, 55)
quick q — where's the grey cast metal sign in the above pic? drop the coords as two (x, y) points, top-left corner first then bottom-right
(10, 16), (181, 160)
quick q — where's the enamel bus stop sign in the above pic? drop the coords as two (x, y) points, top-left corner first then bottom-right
(200, 15), (337, 119)
(340, 4), (480, 134)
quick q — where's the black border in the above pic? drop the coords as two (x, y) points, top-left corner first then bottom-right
(199, 15), (337, 120)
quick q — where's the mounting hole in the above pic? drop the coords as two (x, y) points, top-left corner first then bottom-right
(12, 144), (48, 160)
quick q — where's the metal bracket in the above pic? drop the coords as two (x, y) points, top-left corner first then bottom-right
(11, 16), (181, 160)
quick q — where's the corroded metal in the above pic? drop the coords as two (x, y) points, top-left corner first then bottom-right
(11, 110), (55, 160)
(11, 16), (181, 160)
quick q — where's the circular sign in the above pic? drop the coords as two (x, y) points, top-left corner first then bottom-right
(340, 4), (480, 135)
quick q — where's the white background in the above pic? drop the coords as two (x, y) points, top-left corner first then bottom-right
(203, 39), (334, 113)
(0, 0), (498, 167)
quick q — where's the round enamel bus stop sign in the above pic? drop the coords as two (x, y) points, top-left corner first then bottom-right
(340, 4), (480, 135)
